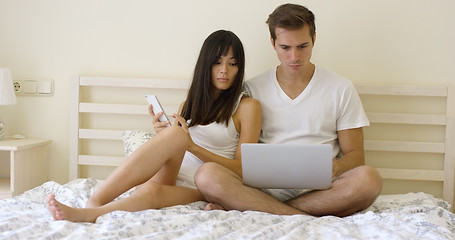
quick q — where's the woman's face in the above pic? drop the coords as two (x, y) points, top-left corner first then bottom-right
(211, 47), (239, 94)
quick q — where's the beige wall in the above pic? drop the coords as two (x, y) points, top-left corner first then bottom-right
(0, 0), (454, 183)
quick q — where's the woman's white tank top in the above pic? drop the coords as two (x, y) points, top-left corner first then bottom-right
(181, 93), (244, 169)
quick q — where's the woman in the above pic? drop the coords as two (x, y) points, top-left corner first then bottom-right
(46, 30), (262, 223)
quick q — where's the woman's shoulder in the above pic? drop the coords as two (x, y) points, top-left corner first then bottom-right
(234, 95), (262, 128)
(238, 95), (261, 110)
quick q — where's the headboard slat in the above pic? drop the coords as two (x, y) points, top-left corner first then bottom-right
(80, 103), (148, 115)
(79, 129), (123, 140)
(364, 140), (445, 153)
(366, 112), (446, 125)
(356, 85), (447, 97)
(80, 76), (190, 89)
(79, 103), (179, 117)
(443, 85), (455, 208)
(78, 155), (124, 167)
(377, 168), (444, 181)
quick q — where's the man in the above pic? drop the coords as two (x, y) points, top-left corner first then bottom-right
(194, 3), (382, 217)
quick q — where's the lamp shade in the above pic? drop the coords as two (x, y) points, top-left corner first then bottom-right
(0, 68), (17, 105)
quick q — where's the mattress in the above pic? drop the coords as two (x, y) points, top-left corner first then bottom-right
(1, 178), (454, 239)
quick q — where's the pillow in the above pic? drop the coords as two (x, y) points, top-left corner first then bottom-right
(122, 130), (155, 157)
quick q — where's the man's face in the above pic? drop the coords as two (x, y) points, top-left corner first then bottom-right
(272, 26), (315, 74)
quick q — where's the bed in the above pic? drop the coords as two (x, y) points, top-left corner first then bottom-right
(0, 75), (454, 239)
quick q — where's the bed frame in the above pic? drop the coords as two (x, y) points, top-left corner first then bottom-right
(69, 76), (455, 211)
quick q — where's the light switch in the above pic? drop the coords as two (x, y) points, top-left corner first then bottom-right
(23, 80), (37, 93)
(37, 81), (52, 94)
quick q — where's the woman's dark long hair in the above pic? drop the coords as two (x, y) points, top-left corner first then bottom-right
(181, 30), (245, 127)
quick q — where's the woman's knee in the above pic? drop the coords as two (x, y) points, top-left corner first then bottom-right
(145, 126), (188, 159)
(158, 125), (187, 145)
(194, 162), (223, 188)
(194, 163), (231, 199)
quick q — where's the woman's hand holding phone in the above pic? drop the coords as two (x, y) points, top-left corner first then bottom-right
(146, 95), (171, 133)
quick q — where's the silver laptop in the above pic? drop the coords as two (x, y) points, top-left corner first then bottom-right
(241, 143), (333, 189)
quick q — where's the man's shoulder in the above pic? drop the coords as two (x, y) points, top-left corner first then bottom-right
(244, 69), (275, 98)
(315, 65), (354, 88)
(316, 65), (347, 80)
(246, 68), (275, 85)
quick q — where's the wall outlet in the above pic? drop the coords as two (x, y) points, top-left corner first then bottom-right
(14, 79), (54, 96)
(14, 81), (23, 93)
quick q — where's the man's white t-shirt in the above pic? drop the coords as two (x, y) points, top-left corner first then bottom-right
(245, 65), (369, 159)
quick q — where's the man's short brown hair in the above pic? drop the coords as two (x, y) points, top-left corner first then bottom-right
(266, 3), (316, 42)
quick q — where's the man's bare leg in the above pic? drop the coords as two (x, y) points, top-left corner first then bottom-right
(196, 163), (381, 216)
(195, 162), (305, 215)
(286, 165), (382, 217)
(47, 181), (203, 223)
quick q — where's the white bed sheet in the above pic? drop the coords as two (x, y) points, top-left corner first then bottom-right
(1, 178), (454, 239)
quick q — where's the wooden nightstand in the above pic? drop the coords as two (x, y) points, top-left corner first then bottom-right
(0, 138), (51, 199)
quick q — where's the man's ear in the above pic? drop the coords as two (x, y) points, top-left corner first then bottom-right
(270, 36), (275, 47)
(313, 32), (317, 45)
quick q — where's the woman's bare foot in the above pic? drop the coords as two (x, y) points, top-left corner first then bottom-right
(46, 194), (99, 223)
(204, 203), (226, 211)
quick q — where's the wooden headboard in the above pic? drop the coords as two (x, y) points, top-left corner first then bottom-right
(358, 85), (454, 210)
(69, 76), (455, 210)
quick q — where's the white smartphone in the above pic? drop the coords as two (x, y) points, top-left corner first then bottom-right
(145, 94), (171, 127)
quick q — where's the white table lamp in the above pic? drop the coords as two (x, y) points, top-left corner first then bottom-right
(0, 68), (17, 139)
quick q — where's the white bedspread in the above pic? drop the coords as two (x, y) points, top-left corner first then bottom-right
(1, 178), (454, 239)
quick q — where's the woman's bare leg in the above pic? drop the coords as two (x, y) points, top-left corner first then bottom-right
(47, 180), (203, 223)
(86, 126), (188, 208)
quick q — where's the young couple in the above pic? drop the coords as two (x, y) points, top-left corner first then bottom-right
(47, 3), (382, 222)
